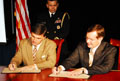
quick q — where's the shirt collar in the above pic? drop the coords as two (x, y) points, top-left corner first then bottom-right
(49, 11), (55, 17)
(32, 43), (42, 50)
(91, 42), (101, 54)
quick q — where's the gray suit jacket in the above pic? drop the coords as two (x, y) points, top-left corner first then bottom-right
(10, 38), (57, 69)
(62, 41), (117, 75)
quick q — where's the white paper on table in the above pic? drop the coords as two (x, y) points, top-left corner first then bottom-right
(49, 71), (90, 79)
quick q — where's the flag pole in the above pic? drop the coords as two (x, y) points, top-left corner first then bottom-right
(11, 0), (15, 34)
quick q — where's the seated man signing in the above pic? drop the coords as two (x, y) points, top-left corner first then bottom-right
(52, 24), (117, 75)
(8, 23), (56, 71)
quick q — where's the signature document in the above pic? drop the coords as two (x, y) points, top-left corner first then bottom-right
(1, 68), (41, 73)
(49, 71), (90, 79)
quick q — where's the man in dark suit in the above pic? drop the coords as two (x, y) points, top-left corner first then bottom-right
(36, 0), (70, 64)
(36, 0), (70, 39)
(52, 24), (117, 75)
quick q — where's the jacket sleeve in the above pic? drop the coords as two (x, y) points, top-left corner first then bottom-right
(10, 40), (24, 66)
(62, 44), (81, 70)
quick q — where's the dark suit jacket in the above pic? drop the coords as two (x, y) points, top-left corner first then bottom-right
(62, 41), (117, 75)
(36, 10), (70, 39)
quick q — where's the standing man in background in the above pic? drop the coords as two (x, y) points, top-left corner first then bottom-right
(36, 0), (70, 64)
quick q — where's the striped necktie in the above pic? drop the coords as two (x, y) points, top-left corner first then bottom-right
(33, 46), (37, 61)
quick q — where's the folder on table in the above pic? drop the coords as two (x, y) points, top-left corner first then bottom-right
(1, 68), (41, 73)
(49, 71), (90, 79)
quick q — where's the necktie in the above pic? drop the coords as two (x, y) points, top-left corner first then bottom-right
(51, 13), (54, 18)
(33, 46), (37, 61)
(89, 49), (94, 67)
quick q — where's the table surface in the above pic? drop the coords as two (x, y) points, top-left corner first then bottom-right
(0, 66), (120, 81)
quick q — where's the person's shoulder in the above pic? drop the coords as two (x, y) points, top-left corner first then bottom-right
(56, 9), (69, 15)
(45, 38), (56, 46)
(102, 41), (117, 50)
(76, 41), (87, 49)
(102, 41), (112, 47)
(58, 9), (69, 13)
(41, 10), (48, 15)
(20, 38), (29, 41)
(78, 41), (86, 46)
(20, 38), (30, 45)
(59, 10), (70, 19)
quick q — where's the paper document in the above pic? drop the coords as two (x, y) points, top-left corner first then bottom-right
(49, 71), (90, 79)
(1, 68), (41, 73)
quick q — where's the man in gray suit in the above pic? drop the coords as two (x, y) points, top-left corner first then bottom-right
(52, 24), (117, 75)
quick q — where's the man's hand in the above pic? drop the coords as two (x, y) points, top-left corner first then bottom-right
(52, 66), (63, 75)
(67, 68), (84, 76)
(8, 63), (17, 71)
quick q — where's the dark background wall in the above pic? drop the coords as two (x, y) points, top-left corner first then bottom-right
(0, 0), (119, 67)
(28, 0), (120, 50)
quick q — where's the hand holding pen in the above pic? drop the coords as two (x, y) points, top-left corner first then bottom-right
(8, 63), (17, 71)
(52, 66), (63, 75)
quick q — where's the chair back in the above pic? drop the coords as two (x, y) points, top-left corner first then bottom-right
(53, 39), (64, 66)
(110, 38), (120, 70)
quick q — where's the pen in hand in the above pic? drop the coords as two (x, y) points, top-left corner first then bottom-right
(52, 66), (62, 74)
(9, 63), (16, 71)
(55, 64), (58, 72)
(55, 66), (62, 75)
(56, 67), (58, 71)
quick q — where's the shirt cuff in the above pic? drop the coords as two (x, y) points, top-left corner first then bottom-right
(81, 67), (88, 74)
(59, 65), (65, 71)
(34, 64), (38, 70)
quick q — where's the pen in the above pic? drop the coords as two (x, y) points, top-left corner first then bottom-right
(11, 63), (16, 70)
(56, 67), (58, 71)
(56, 64), (58, 71)
(11, 64), (15, 70)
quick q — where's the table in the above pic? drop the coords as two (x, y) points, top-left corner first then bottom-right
(0, 66), (120, 81)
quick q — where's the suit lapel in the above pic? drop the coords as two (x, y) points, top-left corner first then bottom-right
(35, 38), (46, 62)
(47, 11), (51, 19)
(84, 48), (90, 67)
(93, 41), (105, 64)
(27, 38), (34, 64)
(82, 45), (89, 67)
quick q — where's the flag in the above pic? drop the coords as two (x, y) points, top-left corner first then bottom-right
(15, 0), (31, 50)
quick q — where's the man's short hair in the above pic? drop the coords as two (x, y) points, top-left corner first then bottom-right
(31, 23), (47, 36)
(87, 24), (105, 38)
(47, 0), (58, 3)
